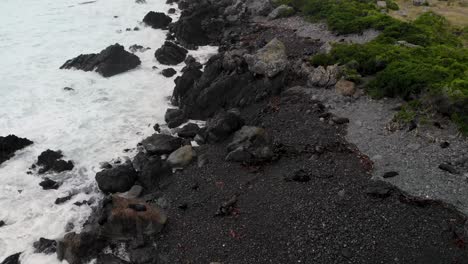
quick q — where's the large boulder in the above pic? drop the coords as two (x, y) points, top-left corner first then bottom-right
(137, 155), (172, 190)
(60, 44), (141, 77)
(142, 11), (172, 29)
(34, 149), (74, 174)
(100, 195), (167, 240)
(177, 123), (200, 138)
(244, 38), (287, 78)
(165, 108), (187, 128)
(205, 109), (244, 142)
(226, 126), (274, 162)
(155, 41), (188, 65)
(95, 164), (137, 194)
(0, 253), (21, 264)
(167, 145), (196, 168)
(140, 134), (183, 155)
(0, 135), (33, 165)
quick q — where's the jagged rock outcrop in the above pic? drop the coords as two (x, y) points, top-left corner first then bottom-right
(0, 135), (33, 165)
(34, 149), (74, 174)
(172, 51), (286, 119)
(60, 44), (141, 77)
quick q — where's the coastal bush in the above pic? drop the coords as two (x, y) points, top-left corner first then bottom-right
(295, 0), (467, 132)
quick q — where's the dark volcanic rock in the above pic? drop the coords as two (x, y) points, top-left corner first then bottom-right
(438, 163), (459, 174)
(169, 3), (224, 48)
(35, 149), (74, 174)
(57, 229), (106, 264)
(172, 52), (285, 119)
(0, 135), (33, 165)
(168, 8), (176, 14)
(55, 194), (74, 205)
(39, 178), (60, 190)
(205, 109), (244, 142)
(138, 155), (172, 190)
(0, 220), (4, 227)
(33, 238), (57, 254)
(161, 68), (177, 77)
(140, 134), (183, 155)
(95, 164), (137, 193)
(383, 171), (399, 178)
(165, 108), (187, 128)
(1, 253), (21, 264)
(60, 44), (141, 77)
(177, 123), (200, 138)
(155, 41), (188, 65)
(142, 11), (172, 29)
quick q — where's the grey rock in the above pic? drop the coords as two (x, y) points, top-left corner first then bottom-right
(412, 0), (427, 6)
(167, 145), (196, 168)
(226, 126), (274, 162)
(267, 4), (294, 20)
(244, 38), (287, 78)
(307, 65), (340, 87)
(33, 238), (57, 254)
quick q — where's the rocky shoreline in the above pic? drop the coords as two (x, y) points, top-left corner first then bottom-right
(1, 0), (467, 263)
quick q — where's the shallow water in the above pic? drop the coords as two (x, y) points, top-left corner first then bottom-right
(0, 0), (216, 262)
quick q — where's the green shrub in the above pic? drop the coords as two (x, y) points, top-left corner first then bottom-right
(386, 0), (399, 10)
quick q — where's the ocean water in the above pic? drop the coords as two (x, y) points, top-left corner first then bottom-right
(0, 0), (216, 263)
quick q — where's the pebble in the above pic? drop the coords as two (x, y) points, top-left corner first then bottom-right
(383, 171), (399, 178)
(439, 163), (459, 175)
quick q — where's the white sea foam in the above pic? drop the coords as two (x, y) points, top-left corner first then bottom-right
(0, 0), (217, 262)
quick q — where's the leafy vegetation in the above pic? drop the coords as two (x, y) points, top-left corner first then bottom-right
(278, 0), (467, 134)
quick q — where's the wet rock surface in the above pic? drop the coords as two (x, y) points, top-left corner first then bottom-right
(60, 44), (141, 77)
(154, 41), (188, 65)
(33, 238), (57, 254)
(95, 164), (137, 194)
(0, 135), (33, 165)
(0, 253), (21, 264)
(161, 67), (177, 77)
(34, 149), (74, 174)
(142, 11), (172, 29)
